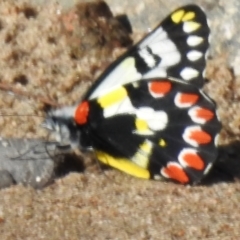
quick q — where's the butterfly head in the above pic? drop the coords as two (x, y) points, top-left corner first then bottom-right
(42, 106), (80, 150)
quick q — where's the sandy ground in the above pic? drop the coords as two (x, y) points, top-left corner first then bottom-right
(0, 0), (240, 239)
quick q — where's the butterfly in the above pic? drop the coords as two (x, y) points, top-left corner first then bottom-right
(43, 4), (221, 184)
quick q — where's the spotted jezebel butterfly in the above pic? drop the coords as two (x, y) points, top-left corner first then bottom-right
(42, 4), (221, 184)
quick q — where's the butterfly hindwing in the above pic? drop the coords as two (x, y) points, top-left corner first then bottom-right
(85, 4), (210, 100)
(82, 78), (220, 184)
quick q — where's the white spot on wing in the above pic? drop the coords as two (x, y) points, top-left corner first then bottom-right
(183, 22), (200, 33)
(136, 107), (168, 131)
(180, 67), (199, 81)
(187, 36), (203, 46)
(187, 50), (203, 61)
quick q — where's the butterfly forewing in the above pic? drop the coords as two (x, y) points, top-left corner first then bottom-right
(85, 4), (210, 100)
(83, 78), (220, 184)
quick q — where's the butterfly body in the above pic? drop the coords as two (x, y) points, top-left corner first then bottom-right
(43, 5), (221, 184)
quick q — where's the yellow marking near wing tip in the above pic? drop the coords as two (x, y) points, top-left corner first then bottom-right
(182, 12), (195, 21)
(159, 139), (167, 147)
(171, 9), (185, 23)
(97, 87), (127, 108)
(96, 151), (150, 179)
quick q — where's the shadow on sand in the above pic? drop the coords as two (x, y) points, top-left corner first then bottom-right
(202, 140), (240, 185)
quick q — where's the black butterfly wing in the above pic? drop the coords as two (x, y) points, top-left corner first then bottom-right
(85, 78), (220, 184)
(85, 4), (210, 100)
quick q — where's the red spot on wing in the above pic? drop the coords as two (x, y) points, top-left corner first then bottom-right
(182, 152), (204, 170)
(162, 163), (189, 183)
(196, 108), (214, 121)
(149, 81), (172, 96)
(75, 101), (89, 125)
(189, 129), (211, 144)
(179, 93), (199, 105)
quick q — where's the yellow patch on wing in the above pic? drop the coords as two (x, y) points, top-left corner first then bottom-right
(171, 9), (196, 23)
(159, 138), (167, 147)
(135, 118), (154, 135)
(171, 9), (185, 23)
(132, 141), (153, 168)
(97, 87), (127, 108)
(182, 11), (195, 21)
(140, 141), (152, 153)
(135, 119), (148, 131)
(96, 151), (150, 179)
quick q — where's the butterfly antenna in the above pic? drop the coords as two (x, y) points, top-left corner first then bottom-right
(0, 82), (61, 108)
(9, 142), (44, 160)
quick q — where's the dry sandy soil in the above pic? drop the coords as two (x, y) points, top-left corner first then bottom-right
(0, 0), (240, 239)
